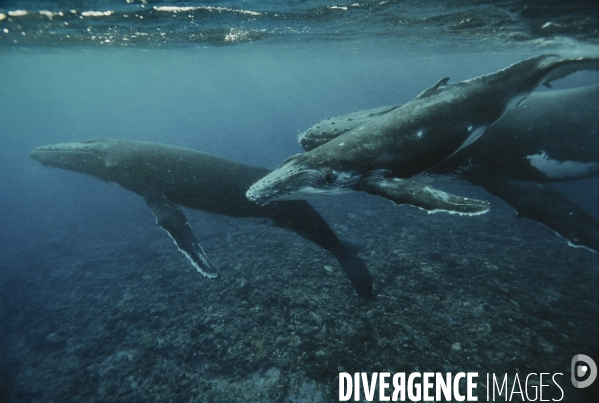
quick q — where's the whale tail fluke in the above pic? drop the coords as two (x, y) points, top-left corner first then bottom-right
(333, 249), (375, 300)
(339, 237), (368, 255)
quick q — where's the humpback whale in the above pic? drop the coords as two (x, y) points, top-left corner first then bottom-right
(275, 85), (599, 252)
(30, 140), (374, 298)
(246, 54), (599, 216)
(432, 85), (599, 251)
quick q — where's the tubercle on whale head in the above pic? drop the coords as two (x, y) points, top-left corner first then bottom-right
(30, 140), (110, 177)
(246, 153), (313, 204)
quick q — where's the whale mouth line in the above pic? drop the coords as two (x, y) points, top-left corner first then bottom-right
(30, 149), (98, 162)
(247, 169), (389, 204)
(30, 146), (101, 166)
(32, 149), (95, 154)
(247, 168), (348, 202)
(247, 186), (352, 205)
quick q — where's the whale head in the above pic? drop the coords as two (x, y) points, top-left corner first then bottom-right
(30, 139), (124, 181)
(246, 152), (386, 204)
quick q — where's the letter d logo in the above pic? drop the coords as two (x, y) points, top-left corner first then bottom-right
(571, 354), (597, 388)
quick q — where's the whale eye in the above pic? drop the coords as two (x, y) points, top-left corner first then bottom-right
(324, 173), (337, 182)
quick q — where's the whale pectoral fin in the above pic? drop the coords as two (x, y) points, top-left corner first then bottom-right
(362, 177), (490, 216)
(144, 194), (218, 278)
(480, 177), (599, 252)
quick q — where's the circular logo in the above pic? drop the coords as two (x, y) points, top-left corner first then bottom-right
(571, 354), (597, 388)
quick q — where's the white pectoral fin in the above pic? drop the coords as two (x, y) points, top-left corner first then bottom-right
(363, 177), (490, 216)
(144, 193), (218, 278)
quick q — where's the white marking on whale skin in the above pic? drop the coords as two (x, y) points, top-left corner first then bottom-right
(566, 240), (597, 253)
(526, 151), (599, 179)
(549, 229), (598, 254)
(425, 208), (489, 217)
(444, 125), (487, 161)
(426, 187), (452, 202)
(270, 186), (353, 201)
(172, 237), (218, 278)
(389, 198), (489, 216)
(151, 214), (217, 278)
(445, 91), (526, 161)
(424, 187), (490, 216)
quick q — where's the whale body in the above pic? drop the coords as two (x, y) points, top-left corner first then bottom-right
(246, 55), (599, 219)
(31, 140), (374, 298)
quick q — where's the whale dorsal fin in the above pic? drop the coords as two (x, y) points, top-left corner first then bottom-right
(416, 77), (451, 99)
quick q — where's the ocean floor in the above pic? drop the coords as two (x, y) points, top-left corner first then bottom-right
(1, 188), (598, 403)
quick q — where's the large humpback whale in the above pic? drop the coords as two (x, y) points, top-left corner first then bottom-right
(30, 140), (374, 298)
(432, 84), (599, 251)
(277, 85), (599, 251)
(246, 54), (599, 216)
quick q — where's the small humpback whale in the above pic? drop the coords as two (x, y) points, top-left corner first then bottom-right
(279, 85), (599, 252)
(30, 140), (374, 298)
(298, 104), (401, 151)
(246, 54), (599, 217)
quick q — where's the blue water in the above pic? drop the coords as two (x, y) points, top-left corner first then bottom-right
(1, 1), (599, 402)
(2, 45), (598, 254)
